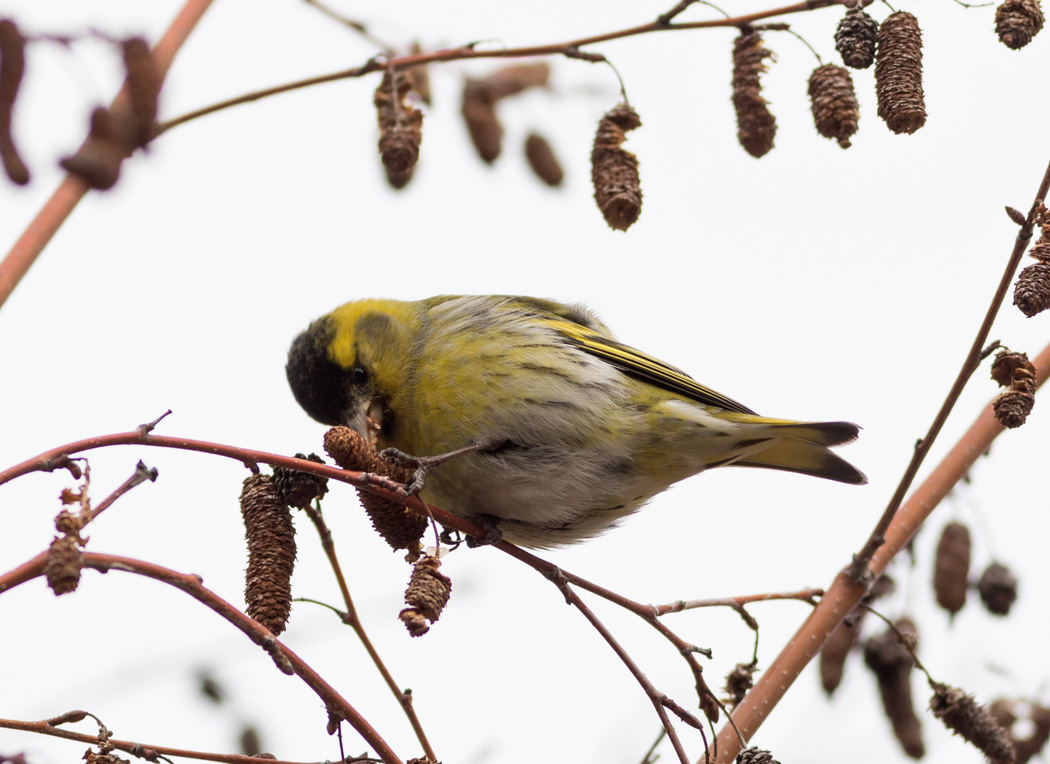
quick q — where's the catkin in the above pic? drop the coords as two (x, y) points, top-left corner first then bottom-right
(995, 0), (1045, 49)
(731, 29), (777, 157)
(808, 64), (860, 148)
(876, 12), (927, 135)
(374, 70), (423, 189)
(240, 475), (297, 636)
(835, 6), (879, 69)
(591, 103), (643, 231)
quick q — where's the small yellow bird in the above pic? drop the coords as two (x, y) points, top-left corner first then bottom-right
(286, 295), (865, 548)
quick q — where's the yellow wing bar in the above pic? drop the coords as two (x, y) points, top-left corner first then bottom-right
(545, 317), (757, 415)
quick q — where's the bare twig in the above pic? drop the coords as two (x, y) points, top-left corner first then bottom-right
(0, 715), (320, 764)
(301, 505), (438, 762)
(0, 551), (403, 764)
(848, 154), (1050, 581)
(154, 0), (835, 138)
(713, 157), (1050, 763)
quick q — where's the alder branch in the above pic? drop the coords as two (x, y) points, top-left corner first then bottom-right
(300, 505), (438, 762)
(0, 551), (403, 764)
(848, 154), (1050, 580)
(0, 715), (323, 764)
(713, 155), (1050, 762)
(153, 0), (835, 138)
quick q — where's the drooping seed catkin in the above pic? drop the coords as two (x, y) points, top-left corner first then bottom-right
(835, 6), (879, 69)
(524, 132), (564, 187)
(808, 64), (859, 149)
(240, 474), (297, 636)
(864, 618), (924, 758)
(731, 29), (777, 157)
(930, 683), (1016, 764)
(374, 70), (423, 189)
(995, 0), (1045, 49)
(591, 103), (643, 231)
(933, 521), (971, 616)
(399, 555), (452, 636)
(876, 12), (927, 135)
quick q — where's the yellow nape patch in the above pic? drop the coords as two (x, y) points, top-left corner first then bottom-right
(327, 299), (415, 367)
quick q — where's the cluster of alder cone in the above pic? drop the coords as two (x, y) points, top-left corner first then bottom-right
(234, 426), (452, 641)
(816, 528), (1042, 763)
(374, 1), (1044, 232)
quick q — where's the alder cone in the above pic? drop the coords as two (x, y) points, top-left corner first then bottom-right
(240, 474), (297, 636)
(731, 30), (776, 157)
(835, 6), (879, 69)
(590, 103), (642, 231)
(933, 521), (971, 616)
(995, 0), (1045, 49)
(1014, 262), (1050, 316)
(808, 64), (860, 148)
(876, 12), (927, 135)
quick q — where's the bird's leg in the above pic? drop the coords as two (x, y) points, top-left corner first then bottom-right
(381, 438), (504, 496)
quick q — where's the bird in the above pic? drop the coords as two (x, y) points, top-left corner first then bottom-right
(286, 295), (865, 548)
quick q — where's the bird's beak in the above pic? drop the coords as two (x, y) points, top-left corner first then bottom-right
(344, 398), (384, 447)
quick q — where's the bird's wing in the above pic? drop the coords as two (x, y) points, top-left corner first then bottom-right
(544, 316), (757, 415)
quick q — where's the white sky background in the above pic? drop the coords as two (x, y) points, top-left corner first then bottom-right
(0, 2), (1048, 764)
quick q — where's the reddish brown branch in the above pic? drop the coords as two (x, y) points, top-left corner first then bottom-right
(0, 715), (325, 764)
(712, 173), (1050, 760)
(0, 551), (402, 764)
(848, 154), (1050, 580)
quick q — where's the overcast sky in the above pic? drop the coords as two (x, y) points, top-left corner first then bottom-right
(1, 3), (1048, 764)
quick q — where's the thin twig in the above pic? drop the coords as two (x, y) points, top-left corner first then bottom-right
(713, 156), (1050, 763)
(0, 715), (321, 764)
(86, 461), (158, 523)
(0, 551), (403, 764)
(301, 505), (438, 762)
(848, 155), (1050, 581)
(154, 0), (835, 137)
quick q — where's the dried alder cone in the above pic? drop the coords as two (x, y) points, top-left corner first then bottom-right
(591, 103), (643, 231)
(995, 0), (1045, 49)
(240, 474), (297, 636)
(0, 18), (29, 184)
(735, 747), (780, 764)
(374, 69), (423, 189)
(876, 12), (927, 135)
(731, 29), (777, 158)
(977, 561), (1018, 615)
(835, 6), (879, 69)
(930, 683), (1016, 764)
(44, 535), (82, 595)
(323, 426), (426, 557)
(272, 453), (329, 509)
(864, 618), (924, 759)
(400, 555), (452, 637)
(808, 64), (859, 149)
(1014, 206), (1050, 316)
(933, 521), (971, 616)
(723, 661), (757, 708)
(991, 698), (1050, 764)
(461, 62), (550, 164)
(524, 132), (564, 187)
(990, 349), (1036, 428)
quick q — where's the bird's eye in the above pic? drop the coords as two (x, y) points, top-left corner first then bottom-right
(351, 364), (369, 385)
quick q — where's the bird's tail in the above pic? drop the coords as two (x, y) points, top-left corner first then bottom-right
(717, 416), (867, 485)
